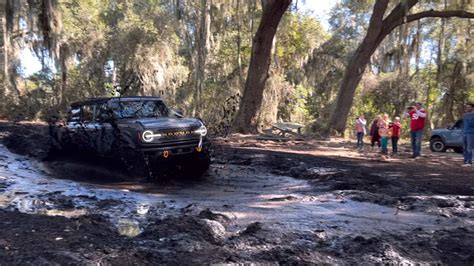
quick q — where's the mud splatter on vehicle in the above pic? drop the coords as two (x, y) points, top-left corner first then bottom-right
(49, 96), (211, 181)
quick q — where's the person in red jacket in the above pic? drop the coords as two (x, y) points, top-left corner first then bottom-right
(405, 102), (427, 158)
(389, 116), (401, 155)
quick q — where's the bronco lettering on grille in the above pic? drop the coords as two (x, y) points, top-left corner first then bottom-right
(166, 131), (192, 136)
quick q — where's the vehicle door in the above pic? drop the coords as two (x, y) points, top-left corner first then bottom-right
(95, 103), (116, 155)
(445, 119), (463, 146)
(77, 104), (102, 151)
(63, 106), (82, 146)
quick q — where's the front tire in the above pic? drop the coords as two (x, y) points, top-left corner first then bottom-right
(193, 150), (211, 176)
(430, 138), (446, 152)
(178, 150), (211, 178)
(112, 136), (149, 181)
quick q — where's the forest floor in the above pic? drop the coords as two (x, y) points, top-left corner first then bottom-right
(0, 121), (473, 264)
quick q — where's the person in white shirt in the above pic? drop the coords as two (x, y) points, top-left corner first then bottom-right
(354, 114), (367, 150)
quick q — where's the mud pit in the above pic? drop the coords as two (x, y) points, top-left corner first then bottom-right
(0, 121), (473, 264)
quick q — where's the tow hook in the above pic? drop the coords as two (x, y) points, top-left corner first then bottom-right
(163, 150), (169, 158)
(196, 135), (203, 152)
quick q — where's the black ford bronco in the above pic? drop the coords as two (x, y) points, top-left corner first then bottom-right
(51, 96), (210, 180)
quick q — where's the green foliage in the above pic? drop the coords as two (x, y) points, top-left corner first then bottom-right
(1, 0), (472, 136)
(276, 13), (327, 71)
(302, 0), (474, 136)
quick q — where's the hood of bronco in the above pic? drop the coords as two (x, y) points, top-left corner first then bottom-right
(431, 128), (449, 135)
(133, 117), (202, 131)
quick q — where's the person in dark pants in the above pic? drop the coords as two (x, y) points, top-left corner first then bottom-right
(405, 103), (427, 159)
(389, 116), (401, 155)
(369, 115), (381, 150)
(462, 103), (474, 167)
(354, 114), (367, 150)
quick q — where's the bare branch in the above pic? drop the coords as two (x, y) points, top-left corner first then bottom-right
(379, 8), (474, 48)
(406, 10), (474, 23)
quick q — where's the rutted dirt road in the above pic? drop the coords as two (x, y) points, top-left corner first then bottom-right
(0, 121), (473, 264)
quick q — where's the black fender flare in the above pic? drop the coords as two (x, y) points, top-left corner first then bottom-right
(112, 130), (139, 151)
(430, 134), (446, 143)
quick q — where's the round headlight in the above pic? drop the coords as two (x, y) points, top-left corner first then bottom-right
(195, 125), (207, 136)
(142, 130), (154, 142)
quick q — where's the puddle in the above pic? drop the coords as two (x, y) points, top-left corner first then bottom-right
(0, 196), (88, 218)
(0, 144), (472, 240)
(249, 154), (267, 158)
(308, 167), (342, 176)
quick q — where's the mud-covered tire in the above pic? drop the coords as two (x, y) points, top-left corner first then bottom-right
(178, 150), (211, 178)
(145, 150), (210, 182)
(46, 126), (78, 160)
(112, 137), (149, 181)
(192, 150), (211, 176)
(430, 138), (446, 152)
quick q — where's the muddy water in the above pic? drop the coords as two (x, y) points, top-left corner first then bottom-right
(0, 145), (470, 239)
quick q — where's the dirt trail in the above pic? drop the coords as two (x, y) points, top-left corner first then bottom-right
(0, 121), (473, 264)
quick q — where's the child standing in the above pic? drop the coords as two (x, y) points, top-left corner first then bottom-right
(390, 117), (401, 155)
(378, 114), (390, 155)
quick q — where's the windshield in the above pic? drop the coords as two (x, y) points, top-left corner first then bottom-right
(111, 100), (169, 119)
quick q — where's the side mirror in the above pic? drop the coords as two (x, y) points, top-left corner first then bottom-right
(174, 110), (184, 118)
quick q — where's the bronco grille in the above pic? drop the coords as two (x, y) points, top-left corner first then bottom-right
(154, 126), (200, 140)
(155, 126), (196, 134)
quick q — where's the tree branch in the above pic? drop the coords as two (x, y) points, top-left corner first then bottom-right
(381, 0), (419, 35)
(375, 0), (419, 54)
(406, 10), (474, 23)
(364, 0), (390, 43)
(378, 8), (474, 48)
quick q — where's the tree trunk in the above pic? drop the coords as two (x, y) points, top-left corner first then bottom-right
(236, 0), (244, 86)
(0, 0), (10, 96)
(233, 0), (291, 133)
(430, 16), (446, 131)
(59, 44), (68, 106)
(414, 20), (421, 74)
(435, 0), (447, 99)
(327, 0), (390, 135)
(192, 0), (211, 117)
(249, 0), (256, 43)
(1, 12), (8, 84)
(445, 62), (461, 123)
(327, 0), (474, 134)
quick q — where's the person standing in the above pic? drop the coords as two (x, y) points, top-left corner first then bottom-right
(405, 103), (427, 159)
(369, 115), (381, 150)
(390, 117), (401, 155)
(378, 114), (390, 155)
(462, 103), (474, 166)
(354, 114), (367, 150)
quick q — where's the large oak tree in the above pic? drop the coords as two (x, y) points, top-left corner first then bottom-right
(328, 0), (474, 134)
(233, 0), (292, 133)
